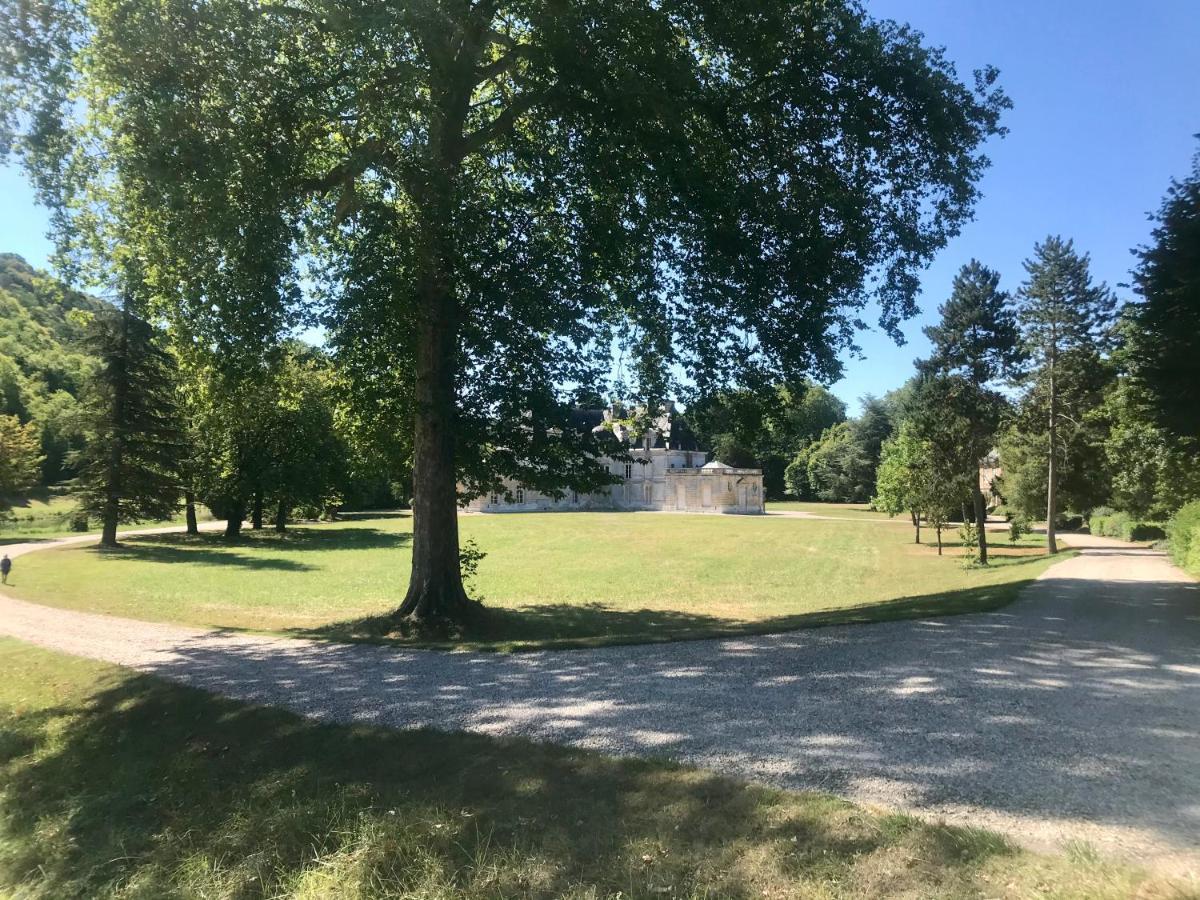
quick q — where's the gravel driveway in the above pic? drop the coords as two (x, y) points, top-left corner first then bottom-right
(1, 529), (1197, 874)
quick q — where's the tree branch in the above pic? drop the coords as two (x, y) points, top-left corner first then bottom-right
(461, 90), (544, 156)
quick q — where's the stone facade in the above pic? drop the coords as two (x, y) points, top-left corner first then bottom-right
(466, 406), (765, 515)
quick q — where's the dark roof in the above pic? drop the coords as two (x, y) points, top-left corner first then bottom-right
(666, 414), (700, 451)
(566, 407), (606, 433)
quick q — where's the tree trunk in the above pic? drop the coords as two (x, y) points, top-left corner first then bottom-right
(911, 510), (920, 544)
(185, 490), (198, 535)
(224, 499), (244, 539)
(395, 289), (472, 623)
(1045, 339), (1059, 554)
(973, 480), (989, 565)
(936, 525), (943, 555)
(252, 491), (263, 530)
(275, 501), (288, 533)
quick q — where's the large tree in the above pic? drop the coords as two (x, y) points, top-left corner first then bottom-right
(1129, 145), (1200, 443)
(1014, 237), (1115, 553)
(3, 0), (1008, 624)
(921, 260), (1020, 564)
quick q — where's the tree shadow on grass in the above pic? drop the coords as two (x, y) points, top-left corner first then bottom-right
(87, 527), (413, 573)
(0, 670), (1025, 900)
(296, 575), (1048, 651)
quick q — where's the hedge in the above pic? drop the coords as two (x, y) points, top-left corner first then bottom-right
(1087, 510), (1167, 543)
(1167, 501), (1200, 577)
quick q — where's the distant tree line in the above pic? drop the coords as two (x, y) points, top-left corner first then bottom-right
(699, 142), (1200, 564)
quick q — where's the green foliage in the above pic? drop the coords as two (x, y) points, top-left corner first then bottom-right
(1167, 500), (1200, 577)
(1087, 510), (1166, 543)
(958, 522), (981, 567)
(1129, 143), (1200, 442)
(924, 260), (1023, 386)
(1008, 515), (1031, 545)
(1098, 369), (1200, 519)
(187, 345), (349, 530)
(1007, 237), (1116, 529)
(74, 306), (184, 533)
(0, 414), (43, 511)
(801, 421), (876, 503)
(691, 382), (846, 497)
(0, 254), (101, 485)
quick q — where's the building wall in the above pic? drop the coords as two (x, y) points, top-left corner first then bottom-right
(465, 449), (765, 515)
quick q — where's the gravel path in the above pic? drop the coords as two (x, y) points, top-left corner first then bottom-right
(1, 528), (1198, 874)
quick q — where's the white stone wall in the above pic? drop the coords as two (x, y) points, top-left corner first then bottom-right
(464, 448), (765, 515)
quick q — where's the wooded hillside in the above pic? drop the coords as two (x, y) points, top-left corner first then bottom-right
(0, 253), (106, 486)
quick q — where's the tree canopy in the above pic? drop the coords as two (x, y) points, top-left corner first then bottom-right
(1129, 144), (1200, 443)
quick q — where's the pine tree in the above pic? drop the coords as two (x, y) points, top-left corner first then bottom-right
(1015, 238), (1115, 553)
(922, 261), (1021, 564)
(76, 304), (184, 547)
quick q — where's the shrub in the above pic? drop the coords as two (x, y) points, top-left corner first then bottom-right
(1008, 515), (1030, 544)
(1089, 510), (1167, 543)
(1167, 501), (1200, 577)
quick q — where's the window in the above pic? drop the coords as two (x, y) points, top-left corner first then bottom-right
(572, 491), (579, 504)
(516, 487), (525, 504)
(624, 463), (633, 479)
(490, 493), (499, 506)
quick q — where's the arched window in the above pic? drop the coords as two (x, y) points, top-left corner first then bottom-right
(516, 487), (525, 504)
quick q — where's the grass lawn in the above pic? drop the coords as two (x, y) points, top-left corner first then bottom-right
(766, 500), (900, 520)
(0, 493), (214, 544)
(5, 512), (1064, 650)
(0, 637), (1161, 899)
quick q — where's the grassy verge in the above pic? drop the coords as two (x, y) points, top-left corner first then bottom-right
(4, 514), (1066, 650)
(0, 637), (1160, 899)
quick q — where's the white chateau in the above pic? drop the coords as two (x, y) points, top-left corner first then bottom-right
(467, 404), (765, 515)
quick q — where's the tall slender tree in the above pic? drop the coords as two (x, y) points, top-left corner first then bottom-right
(922, 261), (1021, 564)
(76, 304), (184, 547)
(0, 415), (43, 514)
(3, 0), (1009, 625)
(1015, 238), (1115, 553)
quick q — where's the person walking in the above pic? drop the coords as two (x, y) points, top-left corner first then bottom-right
(0, 554), (10, 585)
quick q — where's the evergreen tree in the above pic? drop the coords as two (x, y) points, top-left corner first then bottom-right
(1129, 145), (1200, 443)
(922, 261), (1021, 564)
(1014, 237), (1115, 553)
(76, 305), (184, 547)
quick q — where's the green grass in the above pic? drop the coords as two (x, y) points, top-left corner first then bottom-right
(5, 512), (1065, 650)
(766, 500), (899, 520)
(0, 493), (214, 543)
(0, 637), (1163, 899)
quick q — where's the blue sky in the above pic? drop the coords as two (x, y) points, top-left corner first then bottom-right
(2, 0), (1198, 414)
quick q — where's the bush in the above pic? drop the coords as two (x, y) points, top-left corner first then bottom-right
(1054, 512), (1084, 531)
(1167, 501), (1200, 577)
(1088, 510), (1167, 543)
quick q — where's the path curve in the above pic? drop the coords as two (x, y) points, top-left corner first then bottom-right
(1, 526), (1198, 875)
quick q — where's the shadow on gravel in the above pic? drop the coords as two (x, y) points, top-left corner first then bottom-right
(114, 575), (1200, 862)
(0, 668), (1030, 899)
(295, 577), (1046, 650)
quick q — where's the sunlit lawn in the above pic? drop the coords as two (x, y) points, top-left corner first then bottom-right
(766, 500), (900, 520)
(5, 512), (1063, 649)
(0, 494), (214, 543)
(0, 638), (1155, 899)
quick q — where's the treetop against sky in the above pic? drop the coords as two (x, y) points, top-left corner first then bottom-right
(0, 0), (1197, 413)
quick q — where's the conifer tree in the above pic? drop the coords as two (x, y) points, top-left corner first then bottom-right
(1015, 238), (1115, 553)
(76, 304), (184, 547)
(922, 261), (1021, 564)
